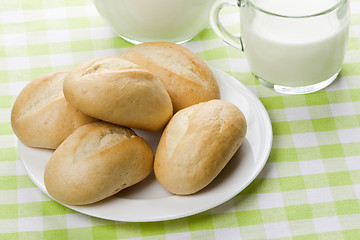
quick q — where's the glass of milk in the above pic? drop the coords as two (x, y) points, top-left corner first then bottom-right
(93, 0), (217, 44)
(210, 0), (350, 94)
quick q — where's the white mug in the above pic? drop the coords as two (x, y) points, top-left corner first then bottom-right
(93, 0), (216, 44)
(210, 0), (350, 94)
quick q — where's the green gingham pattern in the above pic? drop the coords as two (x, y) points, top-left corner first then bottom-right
(1, 0), (360, 239)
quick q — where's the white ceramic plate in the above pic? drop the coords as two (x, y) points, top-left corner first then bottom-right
(19, 67), (272, 222)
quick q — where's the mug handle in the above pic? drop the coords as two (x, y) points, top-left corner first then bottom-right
(210, 0), (244, 51)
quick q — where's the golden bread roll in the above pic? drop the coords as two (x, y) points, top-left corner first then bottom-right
(154, 99), (247, 195)
(11, 71), (97, 149)
(63, 56), (173, 131)
(120, 42), (220, 112)
(44, 122), (154, 205)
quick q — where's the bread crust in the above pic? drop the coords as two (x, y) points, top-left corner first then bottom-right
(120, 42), (220, 112)
(63, 56), (173, 131)
(154, 100), (247, 195)
(11, 71), (96, 149)
(44, 122), (154, 205)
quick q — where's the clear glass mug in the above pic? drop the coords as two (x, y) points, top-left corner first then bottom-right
(210, 0), (350, 94)
(93, 0), (216, 44)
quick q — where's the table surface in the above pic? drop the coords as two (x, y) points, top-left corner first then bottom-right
(1, 0), (360, 239)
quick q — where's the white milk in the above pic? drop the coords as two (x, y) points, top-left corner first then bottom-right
(93, 0), (216, 43)
(241, 0), (350, 87)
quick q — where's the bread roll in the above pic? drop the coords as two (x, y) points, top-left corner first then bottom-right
(154, 99), (247, 195)
(44, 122), (154, 205)
(11, 71), (97, 149)
(120, 42), (220, 112)
(63, 56), (173, 131)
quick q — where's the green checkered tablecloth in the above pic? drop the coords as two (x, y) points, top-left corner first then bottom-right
(1, 0), (360, 239)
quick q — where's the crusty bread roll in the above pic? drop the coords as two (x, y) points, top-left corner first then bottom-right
(44, 122), (154, 205)
(11, 71), (97, 149)
(63, 56), (173, 131)
(120, 42), (220, 112)
(154, 99), (247, 195)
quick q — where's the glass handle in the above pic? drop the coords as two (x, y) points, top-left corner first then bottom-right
(210, 0), (244, 51)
